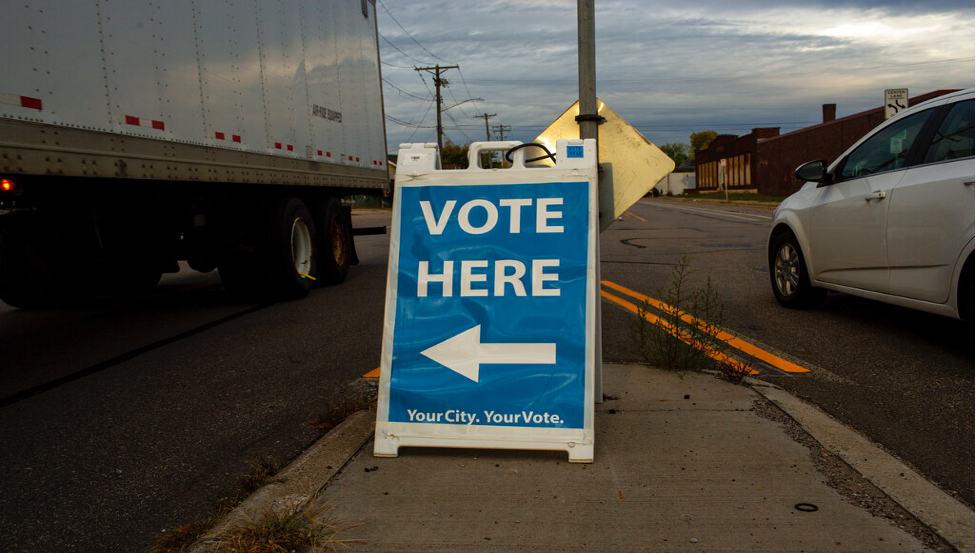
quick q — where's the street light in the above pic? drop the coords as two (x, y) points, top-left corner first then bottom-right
(437, 98), (484, 161)
(441, 97), (484, 113)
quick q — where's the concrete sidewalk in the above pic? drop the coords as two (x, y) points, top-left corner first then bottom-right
(195, 364), (973, 552)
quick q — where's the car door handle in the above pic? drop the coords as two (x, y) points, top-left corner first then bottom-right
(965, 181), (975, 187)
(865, 191), (887, 201)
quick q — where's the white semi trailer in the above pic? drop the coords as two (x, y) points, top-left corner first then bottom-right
(0, 0), (389, 307)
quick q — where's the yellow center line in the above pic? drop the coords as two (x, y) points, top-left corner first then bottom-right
(624, 211), (647, 222)
(602, 280), (810, 373)
(600, 289), (758, 375)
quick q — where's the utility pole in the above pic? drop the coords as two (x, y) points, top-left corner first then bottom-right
(492, 124), (511, 141)
(414, 64), (459, 154)
(492, 124), (512, 167)
(474, 113), (496, 141)
(475, 113), (497, 168)
(577, 0), (604, 401)
(576, 0), (601, 147)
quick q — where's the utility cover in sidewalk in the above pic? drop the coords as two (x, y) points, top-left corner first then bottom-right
(534, 100), (675, 231)
(374, 140), (598, 463)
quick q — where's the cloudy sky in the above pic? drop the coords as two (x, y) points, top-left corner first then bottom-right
(375, 0), (974, 153)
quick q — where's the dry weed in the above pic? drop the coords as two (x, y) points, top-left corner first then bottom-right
(215, 500), (360, 552)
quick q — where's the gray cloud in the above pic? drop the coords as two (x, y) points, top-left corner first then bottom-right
(378, 0), (975, 150)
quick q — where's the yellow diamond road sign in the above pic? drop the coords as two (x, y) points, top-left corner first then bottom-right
(534, 100), (674, 231)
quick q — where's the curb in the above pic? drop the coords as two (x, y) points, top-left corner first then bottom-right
(188, 370), (974, 553)
(189, 407), (376, 552)
(752, 382), (974, 552)
(645, 196), (780, 210)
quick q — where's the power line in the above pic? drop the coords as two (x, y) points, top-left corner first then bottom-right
(386, 115), (434, 128)
(415, 70), (435, 96)
(462, 56), (975, 85)
(385, 85), (439, 144)
(445, 86), (476, 120)
(492, 124), (511, 141)
(425, 120), (826, 132)
(443, 109), (475, 143)
(379, 33), (428, 64)
(456, 67), (479, 114)
(381, 60), (415, 69)
(405, 100), (435, 143)
(377, 0), (448, 63)
(382, 77), (432, 101)
(474, 113), (496, 141)
(415, 64), (459, 153)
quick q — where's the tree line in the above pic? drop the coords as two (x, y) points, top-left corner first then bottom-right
(659, 130), (718, 167)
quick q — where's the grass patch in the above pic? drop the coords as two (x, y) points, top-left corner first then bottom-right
(153, 386), (375, 552)
(215, 499), (360, 552)
(629, 255), (751, 381)
(153, 520), (213, 553)
(152, 460), (285, 552)
(688, 192), (785, 203)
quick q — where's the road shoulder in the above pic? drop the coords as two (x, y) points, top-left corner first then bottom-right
(192, 364), (973, 552)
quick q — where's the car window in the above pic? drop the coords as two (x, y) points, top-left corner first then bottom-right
(923, 100), (975, 163)
(839, 108), (934, 180)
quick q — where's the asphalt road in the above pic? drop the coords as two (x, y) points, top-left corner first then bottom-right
(599, 198), (974, 507)
(0, 202), (972, 551)
(0, 210), (392, 551)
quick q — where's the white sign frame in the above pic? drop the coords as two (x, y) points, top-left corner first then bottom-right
(374, 140), (598, 463)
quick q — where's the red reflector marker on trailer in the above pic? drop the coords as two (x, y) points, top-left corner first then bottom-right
(20, 96), (43, 111)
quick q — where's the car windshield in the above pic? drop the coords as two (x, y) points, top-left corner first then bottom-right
(923, 100), (975, 163)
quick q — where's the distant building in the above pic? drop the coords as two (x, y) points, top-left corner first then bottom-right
(350, 155), (396, 208)
(694, 90), (958, 197)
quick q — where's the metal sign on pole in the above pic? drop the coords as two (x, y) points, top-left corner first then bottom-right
(534, 100), (675, 231)
(885, 88), (909, 119)
(374, 139), (599, 462)
(720, 158), (729, 201)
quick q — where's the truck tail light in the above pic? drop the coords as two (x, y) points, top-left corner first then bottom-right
(1, 179), (16, 193)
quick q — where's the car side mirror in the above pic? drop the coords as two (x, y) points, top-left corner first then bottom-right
(794, 160), (828, 183)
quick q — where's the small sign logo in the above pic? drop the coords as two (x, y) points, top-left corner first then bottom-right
(312, 104), (342, 123)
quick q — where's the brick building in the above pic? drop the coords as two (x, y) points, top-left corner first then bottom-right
(694, 90), (957, 197)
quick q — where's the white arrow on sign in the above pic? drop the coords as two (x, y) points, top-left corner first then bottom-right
(420, 325), (556, 383)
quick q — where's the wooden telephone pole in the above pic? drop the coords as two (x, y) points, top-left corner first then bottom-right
(474, 113), (496, 141)
(414, 65), (459, 154)
(492, 124), (512, 167)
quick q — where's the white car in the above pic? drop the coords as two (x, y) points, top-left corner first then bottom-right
(768, 88), (974, 320)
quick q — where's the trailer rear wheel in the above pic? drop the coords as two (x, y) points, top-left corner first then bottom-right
(262, 197), (318, 299)
(316, 197), (352, 285)
(219, 197), (318, 300)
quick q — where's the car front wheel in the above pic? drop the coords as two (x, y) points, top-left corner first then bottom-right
(769, 232), (825, 308)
